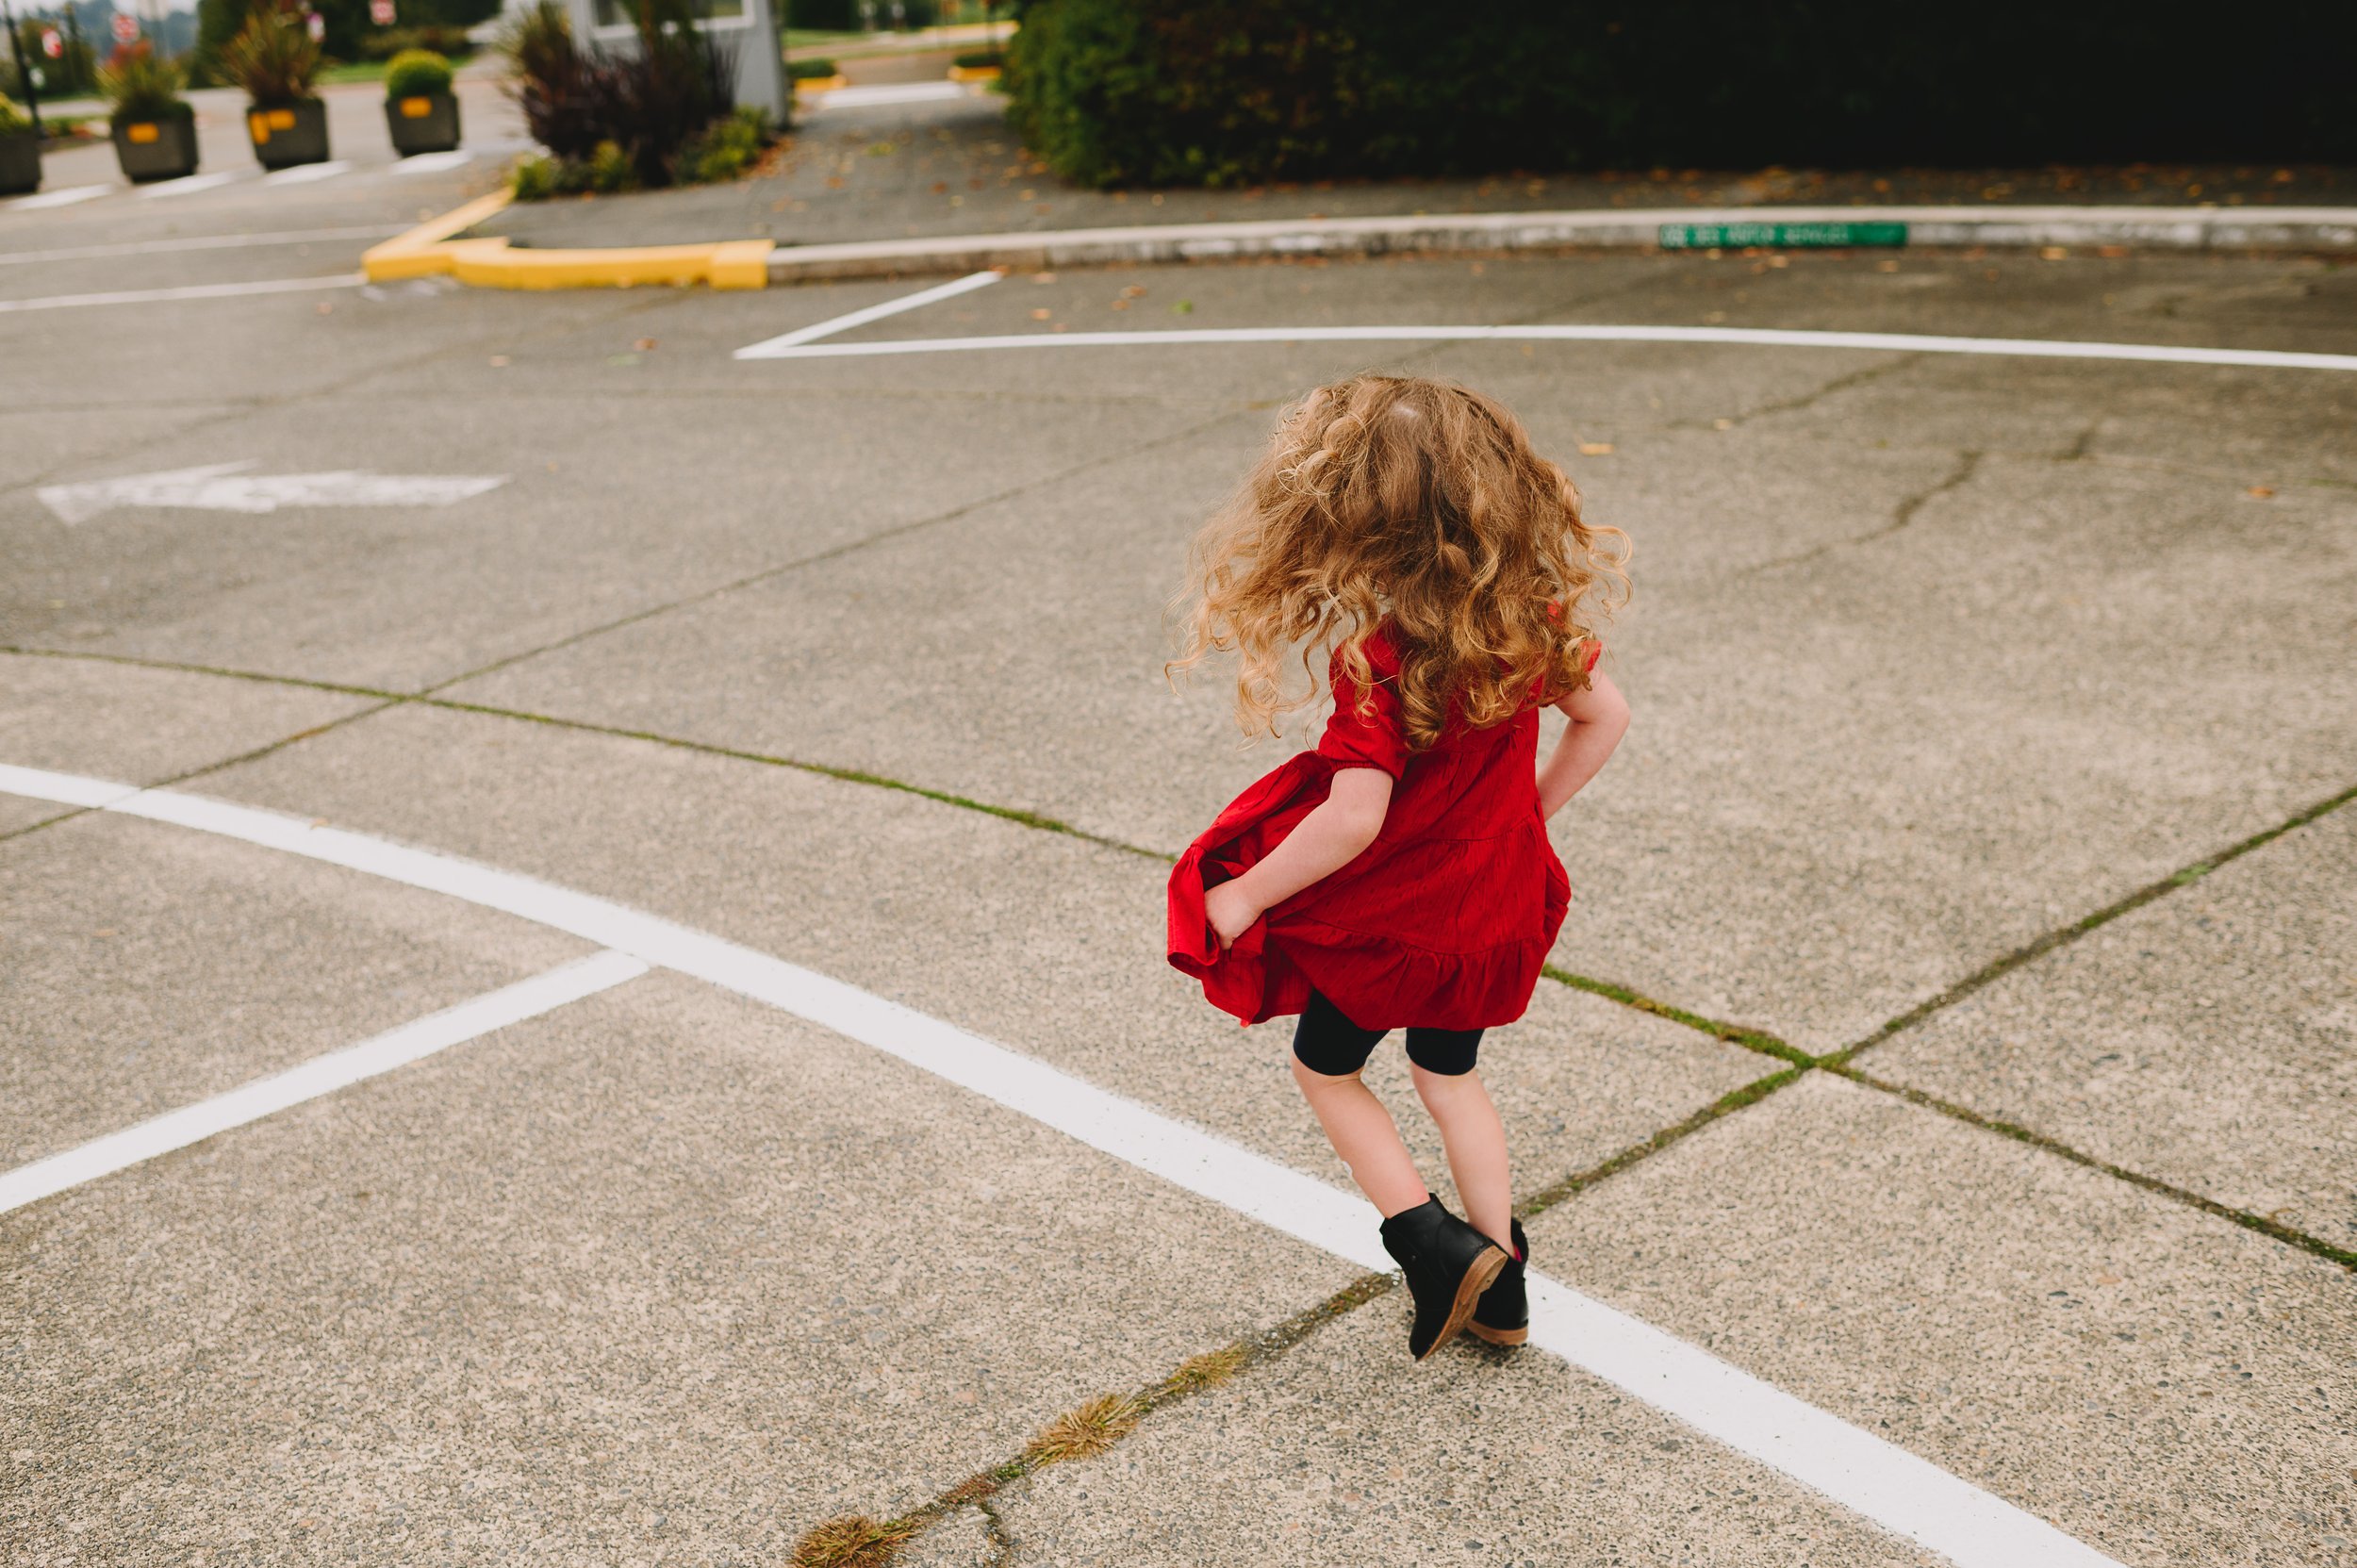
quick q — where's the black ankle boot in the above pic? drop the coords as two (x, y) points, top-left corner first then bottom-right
(1378, 1197), (1508, 1361)
(1468, 1218), (1528, 1346)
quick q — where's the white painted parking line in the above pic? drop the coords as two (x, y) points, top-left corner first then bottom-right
(740, 321), (2357, 374)
(8, 184), (112, 210)
(391, 150), (472, 175)
(260, 159), (352, 186)
(138, 171), (245, 200)
(807, 81), (972, 109)
(0, 761), (2120, 1568)
(0, 225), (402, 267)
(733, 268), (1002, 356)
(0, 272), (367, 313)
(0, 949), (647, 1216)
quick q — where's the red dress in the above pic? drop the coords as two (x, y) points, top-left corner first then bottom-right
(1167, 629), (1593, 1031)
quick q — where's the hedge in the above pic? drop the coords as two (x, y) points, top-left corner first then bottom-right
(1004, 0), (2357, 188)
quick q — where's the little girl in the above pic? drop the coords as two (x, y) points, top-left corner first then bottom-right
(1166, 374), (1630, 1361)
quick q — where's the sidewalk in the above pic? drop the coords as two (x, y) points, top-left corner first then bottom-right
(480, 86), (2354, 258)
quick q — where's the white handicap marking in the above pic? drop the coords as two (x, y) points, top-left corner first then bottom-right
(139, 171), (244, 200)
(8, 184), (113, 210)
(38, 459), (509, 523)
(391, 150), (472, 175)
(261, 159), (352, 186)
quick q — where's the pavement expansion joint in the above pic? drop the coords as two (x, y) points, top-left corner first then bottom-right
(1682, 352), (1923, 433)
(409, 404), (1259, 701)
(791, 1271), (1393, 1567)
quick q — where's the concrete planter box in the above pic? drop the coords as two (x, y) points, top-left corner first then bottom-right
(111, 110), (200, 182)
(0, 130), (39, 195)
(247, 97), (329, 169)
(385, 91), (461, 156)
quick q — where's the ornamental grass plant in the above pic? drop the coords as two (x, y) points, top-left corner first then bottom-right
(220, 1), (321, 106)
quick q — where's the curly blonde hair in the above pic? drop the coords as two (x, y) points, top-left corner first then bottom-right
(1169, 374), (1630, 752)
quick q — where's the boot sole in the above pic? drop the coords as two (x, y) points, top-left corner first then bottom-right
(1465, 1319), (1528, 1346)
(1415, 1246), (1508, 1362)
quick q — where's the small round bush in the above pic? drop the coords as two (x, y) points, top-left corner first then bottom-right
(785, 58), (836, 80)
(383, 48), (453, 100)
(0, 94), (30, 136)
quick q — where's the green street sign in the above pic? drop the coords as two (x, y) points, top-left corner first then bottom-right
(1659, 222), (1909, 249)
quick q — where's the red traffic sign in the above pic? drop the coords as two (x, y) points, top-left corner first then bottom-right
(370, 0), (395, 24)
(41, 26), (62, 57)
(111, 10), (139, 41)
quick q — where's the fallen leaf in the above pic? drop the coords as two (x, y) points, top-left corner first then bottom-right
(1030, 307), (1051, 321)
(2248, 485), (2275, 499)
(315, 301), (333, 315)
(634, 338), (657, 351)
(1579, 441), (1615, 455)
(489, 355), (511, 367)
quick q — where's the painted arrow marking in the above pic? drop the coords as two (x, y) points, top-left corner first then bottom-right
(38, 461), (508, 524)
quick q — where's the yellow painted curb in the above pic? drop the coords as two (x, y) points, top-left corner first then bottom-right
(363, 188), (516, 281)
(793, 74), (849, 93)
(946, 64), (1001, 83)
(363, 189), (772, 291)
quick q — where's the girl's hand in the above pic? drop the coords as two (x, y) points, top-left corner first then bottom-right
(1204, 880), (1262, 949)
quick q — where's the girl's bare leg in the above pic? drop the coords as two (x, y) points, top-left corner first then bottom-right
(1410, 1065), (1513, 1252)
(1291, 1058), (1429, 1217)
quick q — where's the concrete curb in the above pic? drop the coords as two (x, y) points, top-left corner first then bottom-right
(762, 204), (2357, 283)
(366, 195), (2357, 293)
(362, 190), (773, 290)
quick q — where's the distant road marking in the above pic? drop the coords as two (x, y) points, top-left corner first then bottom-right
(0, 950), (647, 1216)
(138, 171), (244, 200)
(261, 159), (353, 186)
(0, 225), (402, 267)
(0, 762), (2121, 1568)
(8, 184), (111, 210)
(734, 268), (1001, 355)
(737, 321), (2357, 374)
(38, 459), (509, 523)
(0, 272), (366, 313)
(807, 81), (971, 109)
(391, 150), (472, 175)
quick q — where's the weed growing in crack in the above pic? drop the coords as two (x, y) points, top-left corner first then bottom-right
(788, 1513), (917, 1568)
(1023, 1393), (1144, 1465)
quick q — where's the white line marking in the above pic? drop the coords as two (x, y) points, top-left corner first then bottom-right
(739, 322), (2357, 374)
(733, 269), (1002, 355)
(260, 159), (352, 186)
(8, 183), (112, 210)
(138, 171), (244, 200)
(0, 763), (2119, 1568)
(38, 460), (509, 523)
(806, 81), (972, 108)
(0, 949), (647, 1216)
(391, 150), (472, 174)
(0, 272), (367, 314)
(0, 225), (402, 267)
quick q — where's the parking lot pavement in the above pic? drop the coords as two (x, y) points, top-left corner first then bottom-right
(1871, 804), (2356, 1245)
(2, 971), (1358, 1562)
(4, 235), (2353, 1564)
(0, 810), (588, 1164)
(1524, 1073), (2357, 1568)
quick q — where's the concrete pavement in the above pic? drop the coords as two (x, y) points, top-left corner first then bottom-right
(3, 206), (2353, 1564)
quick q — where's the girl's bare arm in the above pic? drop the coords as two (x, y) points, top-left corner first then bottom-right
(1537, 670), (1629, 818)
(1204, 767), (1394, 946)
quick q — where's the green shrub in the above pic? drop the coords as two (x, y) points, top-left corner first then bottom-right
(785, 57), (836, 79)
(677, 104), (773, 182)
(950, 48), (1000, 70)
(1007, 0), (2357, 188)
(0, 93), (28, 135)
(221, 3), (321, 106)
(511, 151), (558, 198)
(586, 137), (635, 191)
(100, 42), (191, 124)
(382, 47), (453, 97)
